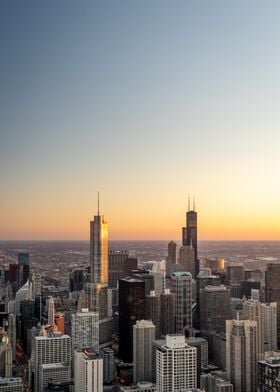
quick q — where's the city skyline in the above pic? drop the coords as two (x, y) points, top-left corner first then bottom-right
(1, 1), (280, 241)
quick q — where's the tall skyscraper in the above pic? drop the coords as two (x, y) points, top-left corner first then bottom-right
(108, 250), (128, 288)
(74, 349), (103, 392)
(171, 272), (192, 333)
(182, 198), (198, 277)
(133, 320), (156, 383)
(145, 291), (161, 338)
(226, 318), (257, 392)
(156, 334), (197, 392)
(47, 297), (55, 325)
(178, 245), (196, 278)
(90, 200), (108, 285)
(71, 309), (99, 354)
(160, 289), (175, 336)
(199, 285), (230, 334)
(118, 278), (145, 363)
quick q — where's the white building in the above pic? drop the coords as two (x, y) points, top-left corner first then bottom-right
(74, 349), (103, 392)
(71, 309), (99, 354)
(133, 320), (156, 383)
(30, 331), (71, 392)
(156, 334), (197, 392)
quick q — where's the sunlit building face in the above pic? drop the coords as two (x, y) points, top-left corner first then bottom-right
(90, 215), (108, 284)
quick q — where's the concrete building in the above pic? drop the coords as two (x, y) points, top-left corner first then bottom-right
(133, 320), (155, 383)
(187, 337), (208, 387)
(200, 371), (233, 392)
(101, 347), (114, 384)
(156, 334), (197, 392)
(200, 285), (230, 334)
(71, 309), (99, 354)
(171, 272), (192, 333)
(120, 382), (157, 392)
(0, 378), (23, 392)
(145, 291), (161, 338)
(226, 318), (257, 392)
(258, 356), (280, 391)
(74, 349), (103, 392)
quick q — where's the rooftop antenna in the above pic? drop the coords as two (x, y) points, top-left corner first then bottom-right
(193, 196), (196, 211)
(97, 191), (100, 215)
(188, 195), (190, 211)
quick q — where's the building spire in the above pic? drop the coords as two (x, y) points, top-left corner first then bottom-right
(97, 191), (100, 216)
(193, 196), (196, 211)
(188, 195), (190, 211)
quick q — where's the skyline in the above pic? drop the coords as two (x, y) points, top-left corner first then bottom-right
(1, 1), (280, 241)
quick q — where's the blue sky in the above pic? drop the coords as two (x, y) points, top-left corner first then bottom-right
(1, 1), (280, 239)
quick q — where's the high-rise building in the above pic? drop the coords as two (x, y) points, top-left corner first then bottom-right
(133, 320), (155, 383)
(18, 252), (30, 266)
(120, 382), (157, 392)
(69, 269), (88, 292)
(226, 318), (257, 392)
(90, 207), (108, 285)
(226, 264), (244, 283)
(54, 313), (65, 334)
(30, 330), (71, 392)
(47, 297), (55, 325)
(74, 349), (103, 392)
(160, 289), (175, 336)
(71, 309), (99, 354)
(118, 278), (145, 363)
(171, 272), (192, 333)
(258, 356), (280, 391)
(166, 242), (177, 275)
(182, 200), (198, 277)
(200, 371), (233, 392)
(0, 378), (23, 392)
(156, 334), (197, 392)
(108, 250), (129, 288)
(186, 337), (208, 387)
(265, 263), (280, 346)
(178, 245), (196, 278)
(101, 347), (114, 384)
(200, 285), (230, 334)
(145, 291), (161, 338)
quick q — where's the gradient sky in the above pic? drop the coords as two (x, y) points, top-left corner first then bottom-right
(1, 0), (280, 240)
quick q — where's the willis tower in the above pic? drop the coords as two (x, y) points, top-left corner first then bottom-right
(182, 197), (199, 277)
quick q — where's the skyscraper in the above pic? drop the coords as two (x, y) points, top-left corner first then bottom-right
(90, 198), (108, 285)
(226, 318), (257, 392)
(166, 242), (177, 275)
(145, 291), (161, 338)
(71, 309), (99, 354)
(182, 198), (198, 277)
(265, 263), (280, 346)
(171, 272), (192, 333)
(118, 278), (145, 363)
(133, 320), (156, 383)
(47, 297), (55, 325)
(160, 289), (175, 336)
(74, 349), (103, 392)
(156, 334), (197, 392)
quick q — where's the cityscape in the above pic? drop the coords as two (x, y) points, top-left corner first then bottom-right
(0, 204), (280, 391)
(2, 1), (280, 391)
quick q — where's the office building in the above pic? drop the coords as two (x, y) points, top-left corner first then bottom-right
(74, 349), (103, 392)
(0, 378), (23, 392)
(171, 272), (192, 333)
(119, 278), (145, 363)
(166, 241), (177, 275)
(226, 318), (257, 392)
(258, 356), (280, 391)
(18, 252), (30, 265)
(187, 337), (208, 387)
(200, 285), (230, 334)
(145, 291), (161, 338)
(40, 363), (70, 392)
(265, 263), (280, 347)
(182, 199), (198, 277)
(160, 289), (175, 336)
(120, 382), (157, 392)
(179, 245), (196, 279)
(101, 347), (114, 384)
(200, 371), (233, 392)
(108, 250), (130, 288)
(69, 269), (88, 292)
(226, 264), (244, 283)
(30, 331), (71, 392)
(156, 334), (197, 391)
(133, 320), (155, 383)
(47, 297), (55, 325)
(71, 309), (99, 354)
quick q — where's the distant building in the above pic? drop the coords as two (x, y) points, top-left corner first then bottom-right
(265, 263), (280, 347)
(166, 242), (177, 274)
(160, 289), (175, 336)
(179, 245), (196, 278)
(182, 201), (198, 277)
(145, 291), (161, 338)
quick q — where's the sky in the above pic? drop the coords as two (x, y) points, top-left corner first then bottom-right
(1, 0), (280, 241)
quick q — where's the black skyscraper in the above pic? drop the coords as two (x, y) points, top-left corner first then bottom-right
(118, 278), (145, 363)
(182, 199), (198, 277)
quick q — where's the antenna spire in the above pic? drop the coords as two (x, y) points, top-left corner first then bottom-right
(97, 191), (100, 215)
(188, 195), (190, 211)
(193, 196), (196, 211)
